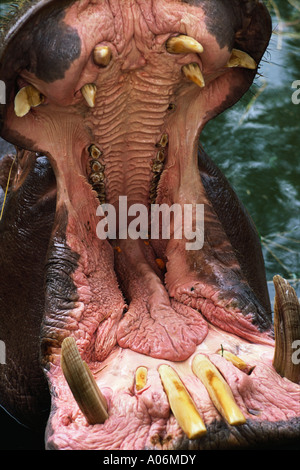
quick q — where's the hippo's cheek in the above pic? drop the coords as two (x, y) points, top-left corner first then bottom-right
(0, 0), (299, 450)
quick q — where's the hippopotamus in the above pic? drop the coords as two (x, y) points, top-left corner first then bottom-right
(0, 0), (299, 450)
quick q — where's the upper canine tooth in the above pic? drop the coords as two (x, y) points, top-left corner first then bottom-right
(93, 45), (112, 67)
(158, 364), (207, 440)
(61, 337), (108, 425)
(14, 85), (44, 117)
(192, 354), (246, 426)
(166, 35), (204, 55)
(81, 83), (97, 108)
(226, 49), (257, 70)
(182, 63), (205, 88)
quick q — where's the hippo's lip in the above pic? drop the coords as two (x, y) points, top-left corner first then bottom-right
(0, 0), (299, 451)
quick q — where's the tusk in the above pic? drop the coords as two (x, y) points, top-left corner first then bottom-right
(273, 275), (300, 384)
(182, 63), (205, 88)
(14, 85), (44, 117)
(93, 45), (112, 67)
(226, 49), (257, 70)
(192, 354), (246, 426)
(81, 83), (97, 108)
(61, 337), (108, 425)
(217, 348), (255, 375)
(166, 35), (204, 55)
(135, 366), (148, 391)
(158, 364), (207, 440)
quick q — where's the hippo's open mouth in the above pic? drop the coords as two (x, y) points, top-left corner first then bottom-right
(0, 0), (299, 450)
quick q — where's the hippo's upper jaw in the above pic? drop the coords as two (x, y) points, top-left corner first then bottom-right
(0, 0), (299, 450)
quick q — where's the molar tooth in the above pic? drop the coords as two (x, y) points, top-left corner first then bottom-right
(226, 49), (257, 70)
(61, 337), (108, 425)
(192, 354), (246, 426)
(93, 45), (112, 67)
(166, 35), (204, 55)
(156, 150), (166, 163)
(14, 85), (44, 117)
(273, 275), (300, 384)
(81, 83), (97, 108)
(158, 364), (207, 440)
(157, 133), (169, 148)
(90, 160), (104, 172)
(89, 144), (103, 159)
(152, 161), (164, 173)
(135, 367), (148, 391)
(90, 171), (105, 184)
(182, 63), (205, 88)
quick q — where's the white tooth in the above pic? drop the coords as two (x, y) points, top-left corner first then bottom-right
(14, 85), (44, 117)
(81, 83), (97, 108)
(166, 35), (204, 55)
(226, 49), (257, 70)
(182, 63), (205, 88)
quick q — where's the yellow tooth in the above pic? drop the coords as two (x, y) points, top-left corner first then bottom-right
(14, 85), (44, 117)
(157, 133), (169, 148)
(135, 367), (148, 391)
(81, 83), (97, 108)
(158, 364), (207, 440)
(93, 45), (112, 67)
(226, 49), (257, 70)
(182, 63), (205, 88)
(166, 35), (204, 55)
(192, 354), (246, 426)
(217, 348), (255, 374)
(61, 337), (108, 425)
(273, 275), (300, 384)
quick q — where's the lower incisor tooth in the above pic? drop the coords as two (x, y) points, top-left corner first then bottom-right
(158, 364), (207, 440)
(135, 367), (148, 391)
(192, 354), (246, 426)
(217, 349), (254, 374)
(61, 337), (108, 425)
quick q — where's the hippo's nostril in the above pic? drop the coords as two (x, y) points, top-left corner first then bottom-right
(81, 83), (97, 108)
(14, 85), (44, 117)
(166, 35), (204, 55)
(182, 63), (205, 89)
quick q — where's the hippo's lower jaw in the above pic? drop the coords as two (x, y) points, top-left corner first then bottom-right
(46, 300), (299, 451)
(0, 0), (300, 450)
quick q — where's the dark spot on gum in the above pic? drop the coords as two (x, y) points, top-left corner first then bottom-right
(1, 1), (81, 85)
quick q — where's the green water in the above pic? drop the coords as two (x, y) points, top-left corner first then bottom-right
(202, 0), (300, 283)
(0, 0), (299, 283)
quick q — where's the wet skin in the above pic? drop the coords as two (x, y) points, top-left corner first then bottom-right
(0, 0), (299, 450)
